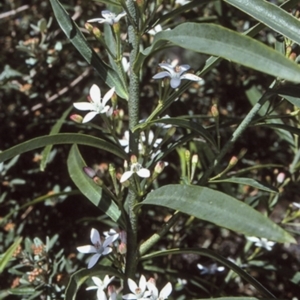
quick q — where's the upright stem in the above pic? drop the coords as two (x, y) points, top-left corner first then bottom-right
(125, 0), (140, 281)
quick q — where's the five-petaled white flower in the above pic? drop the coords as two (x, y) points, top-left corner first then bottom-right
(246, 236), (275, 251)
(77, 228), (118, 268)
(153, 63), (203, 89)
(86, 276), (115, 300)
(120, 162), (150, 183)
(147, 279), (172, 300)
(123, 275), (150, 299)
(88, 10), (127, 25)
(73, 84), (115, 123)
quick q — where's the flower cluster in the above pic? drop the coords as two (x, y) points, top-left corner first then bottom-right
(86, 274), (172, 300)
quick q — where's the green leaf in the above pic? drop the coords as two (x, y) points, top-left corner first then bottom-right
(224, 0), (300, 45)
(140, 184), (295, 243)
(49, 0), (128, 99)
(139, 23), (300, 82)
(67, 145), (125, 227)
(65, 266), (124, 300)
(0, 133), (127, 163)
(210, 177), (278, 193)
(40, 106), (72, 171)
(0, 237), (22, 273)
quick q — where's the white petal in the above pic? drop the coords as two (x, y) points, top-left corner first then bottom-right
(77, 245), (96, 254)
(82, 111), (98, 123)
(120, 171), (133, 183)
(91, 228), (101, 244)
(73, 102), (94, 111)
(159, 282), (172, 298)
(153, 71), (171, 79)
(87, 18), (104, 23)
(179, 64), (191, 72)
(103, 275), (115, 288)
(127, 278), (138, 294)
(170, 78), (181, 88)
(146, 282), (158, 297)
(97, 289), (108, 300)
(103, 233), (119, 247)
(139, 275), (147, 292)
(88, 253), (101, 269)
(247, 236), (260, 243)
(115, 11), (127, 22)
(122, 293), (137, 299)
(91, 276), (103, 287)
(102, 87), (115, 106)
(158, 63), (175, 73)
(137, 168), (150, 178)
(102, 247), (112, 256)
(90, 84), (101, 105)
(180, 73), (202, 82)
(101, 10), (116, 19)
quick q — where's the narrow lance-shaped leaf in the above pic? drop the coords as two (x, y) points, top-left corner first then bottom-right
(49, 0), (128, 99)
(224, 0), (300, 46)
(67, 145), (125, 227)
(139, 23), (300, 82)
(0, 133), (127, 163)
(139, 184), (295, 243)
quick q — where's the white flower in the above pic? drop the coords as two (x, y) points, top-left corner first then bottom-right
(197, 263), (225, 275)
(88, 10), (127, 25)
(141, 130), (162, 149)
(147, 280), (172, 300)
(120, 163), (150, 183)
(86, 276), (115, 300)
(77, 228), (118, 268)
(73, 84), (115, 123)
(153, 63), (204, 89)
(292, 202), (300, 209)
(175, 0), (191, 5)
(123, 275), (150, 299)
(246, 236), (275, 251)
(122, 57), (130, 73)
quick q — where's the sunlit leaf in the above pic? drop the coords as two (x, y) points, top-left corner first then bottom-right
(0, 133), (127, 163)
(139, 23), (300, 82)
(140, 184), (295, 243)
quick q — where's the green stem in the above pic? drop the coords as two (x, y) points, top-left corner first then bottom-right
(125, 0), (140, 281)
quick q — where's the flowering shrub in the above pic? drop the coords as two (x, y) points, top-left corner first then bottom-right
(1, 0), (300, 299)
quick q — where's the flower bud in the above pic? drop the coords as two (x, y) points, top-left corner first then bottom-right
(130, 155), (137, 164)
(85, 22), (94, 33)
(118, 242), (127, 254)
(92, 27), (102, 39)
(229, 156), (238, 166)
(185, 150), (191, 162)
(70, 114), (83, 123)
(154, 161), (166, 174)
(192, 154), (198, 165)
(276, 172), (285, 184)
(93, 176), (103, 186)
(83, 166), (96, 178)
(211, 104), (219, 118)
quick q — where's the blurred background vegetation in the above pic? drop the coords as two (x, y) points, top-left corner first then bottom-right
(0, 0), (300, 299)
